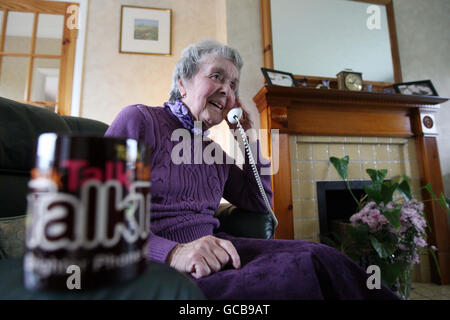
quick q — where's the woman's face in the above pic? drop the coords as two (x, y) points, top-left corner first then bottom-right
(178, 55), (239, 129)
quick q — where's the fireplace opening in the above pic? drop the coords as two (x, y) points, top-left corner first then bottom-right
(317, 180), (372, 243)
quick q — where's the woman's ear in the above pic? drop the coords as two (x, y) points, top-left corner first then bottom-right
(178, 77), (186, 98)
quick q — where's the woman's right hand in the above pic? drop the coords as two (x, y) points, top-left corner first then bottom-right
(225, 98), (253, 132)
(166, 235), (241, 279)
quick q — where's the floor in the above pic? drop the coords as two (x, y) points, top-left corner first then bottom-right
(410, 282), (450, 300)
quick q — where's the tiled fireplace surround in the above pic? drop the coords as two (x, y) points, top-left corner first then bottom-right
(289, 135), (430, 282)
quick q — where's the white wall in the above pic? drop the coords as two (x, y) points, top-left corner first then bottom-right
(226, 0), (264, 127)
(206, 0), (264, 152)
(394, 0), (450, 194)
(80, 0), (219, 124)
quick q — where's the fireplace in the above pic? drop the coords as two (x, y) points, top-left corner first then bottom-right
(255, 85), (449, 284)
(317, 180), (371, 243)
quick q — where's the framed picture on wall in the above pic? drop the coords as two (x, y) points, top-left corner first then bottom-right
(119, 5), (172, 55)
(261, 68), (299, 87)
(393, 80), (438, 96)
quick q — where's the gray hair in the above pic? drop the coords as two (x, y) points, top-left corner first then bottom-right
(169, 39), (243, 102)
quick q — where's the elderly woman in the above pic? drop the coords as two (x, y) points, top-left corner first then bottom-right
(105, 40), (398, 300)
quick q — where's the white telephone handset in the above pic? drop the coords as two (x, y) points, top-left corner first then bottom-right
(227, 107), (243, 124)
(227, 108), (279, 233)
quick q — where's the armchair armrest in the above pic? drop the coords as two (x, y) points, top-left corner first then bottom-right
(214, 204), (274, 239)
(61, 116), (109, 135)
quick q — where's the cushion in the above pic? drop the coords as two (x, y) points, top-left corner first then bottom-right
(0, 215), (26, 259)
(0, 173), (29, 218)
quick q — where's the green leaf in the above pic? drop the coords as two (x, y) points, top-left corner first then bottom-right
(440, 193), (450, 211)
(366, 169), (387, 184)
(330, 156), (349, 180)
(364, 183), (382, 204)
(397, 176), (412, 200)
(370, 236), (395, 259)
(346, 224), (370, 244)
(428, 247), (442, 281)
(425, 183), (438, 199)
(380, 206), (401, 230)
(379, 260), (409, 289)
(425, 183), (450, 214)
(381, 181), (398, 204)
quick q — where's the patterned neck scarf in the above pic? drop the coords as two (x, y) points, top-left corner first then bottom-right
(164, 100), (209, 136)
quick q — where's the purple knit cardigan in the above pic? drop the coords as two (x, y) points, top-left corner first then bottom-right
(104, 104), (272, 263)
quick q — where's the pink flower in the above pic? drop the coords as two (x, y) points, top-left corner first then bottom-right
(410, 252), (420, 264)
(385, 201), (396, 210)
(348, 198), (428, 265)
(400, 200), (427, 234)
(349, 202), (389, 232)
(414, 236), (427, 248)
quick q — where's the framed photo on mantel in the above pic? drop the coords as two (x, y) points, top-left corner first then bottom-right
(393, 80), (438, 96)
(261, 68), (299, 87)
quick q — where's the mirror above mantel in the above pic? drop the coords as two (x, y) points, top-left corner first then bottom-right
(260, 0), (403, 89)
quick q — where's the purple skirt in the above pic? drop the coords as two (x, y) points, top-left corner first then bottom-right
(192, 233), (399, 300)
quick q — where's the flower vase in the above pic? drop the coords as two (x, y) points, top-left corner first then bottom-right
(397, 264), (413, 300)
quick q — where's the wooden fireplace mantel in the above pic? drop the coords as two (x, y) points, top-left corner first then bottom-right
(254, 85), (449, 284)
